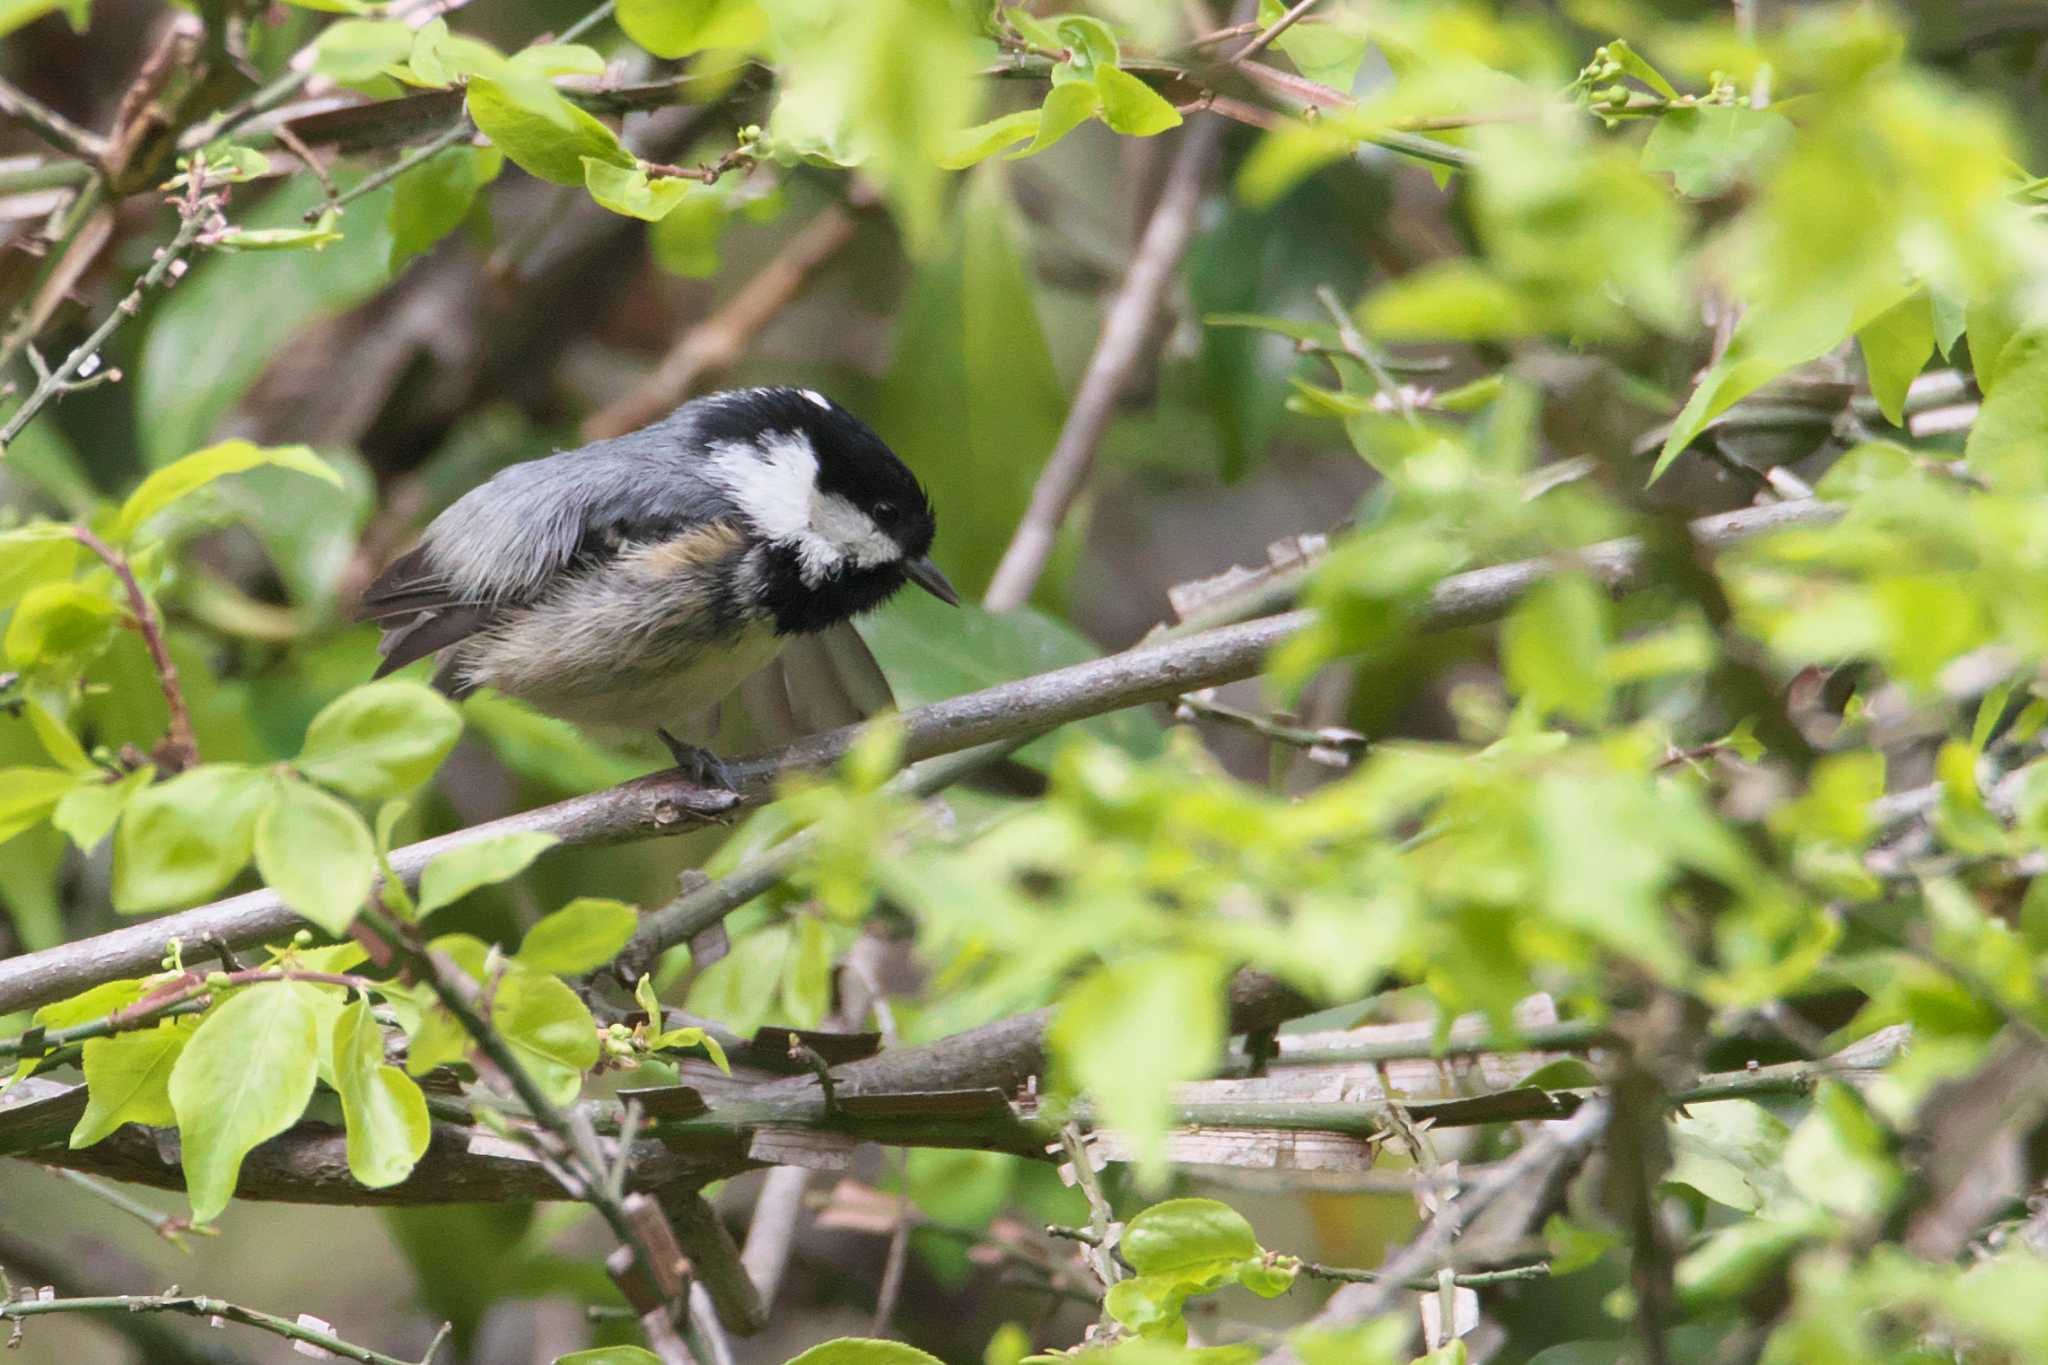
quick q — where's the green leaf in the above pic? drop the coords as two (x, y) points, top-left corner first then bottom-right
(388, 144), (502, 272)
(1093, 65), (1181, 137)
(581, 157), (694, 221)
(1964, 332), (2048, 492)
(1502, 574), (1611, 727)
(332, 996), (430, 1187)
(1652, 282), (1910, 482)
(254, 778), (377, 935)
(415, 831), (558, 918)
(507, 42), (605, 79)
(1603, 39), (1678, 100)
(1782, 1080), (1901, 1218)
(1641, 105), (1791, 198)
(467, 77), (632, 186)
(1011, 81), (1098, 160)
(1122, 1199), (1261, 1275)
(779, 913), (833, 1027)
(1361, 259), (1539, 341)
(0, 524), (80, 611)
(51, 764), (155, 850)
(616, 0), (763, 58)
(1047, 953), (1224, 1186)
(1054, 15), (1119, 71)
(684, 923), (790, 1038)
(860, 593), (1160, 764)
(70, 1020), (192, 1147)
(113, 764), (271, 911)
(295, 680), (463, 799)
(0, 767), (83, 845)
(938, 110), (1042, 169)
(784, 1342), (946, 1365)
(114, 440), (341, 545)
(493, 968), (599, 1106)
(515, 896), (638, 975)
(404, 17), (510, 86)
(4, 581), (116, 667)
(1857, 292), (1934, 426)
(26, 699), (92, 773)
(312, 18), (414, 83)
(168, 981), (325, 1221)
(1676, 1216), (1824, 1310)
(872, 164), (1066, 599)
(213, 209), (345, 253)
(1665, 1100), (1798, 1214)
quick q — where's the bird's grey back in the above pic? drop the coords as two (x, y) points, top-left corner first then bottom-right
(422, 407), (744, 604)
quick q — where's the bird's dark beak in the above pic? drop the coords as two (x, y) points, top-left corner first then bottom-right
(905, 556), (960, 606)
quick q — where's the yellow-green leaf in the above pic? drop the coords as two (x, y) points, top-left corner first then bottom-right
(168, 981), (324, 1221)
(114, 440), (340, 544)
(254, 778), (376, 935)
(1094, 65), (1181, 137)
(70, 1020), (192, 1148)
(416, 831), (559, 917)
(515, 896), (638, 975)
(295, 680), (463, 800)
(467, 77), (632, 186)
(331, 996), (430, 1187)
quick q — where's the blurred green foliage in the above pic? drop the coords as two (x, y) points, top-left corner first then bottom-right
(8, 0), (2048, 1362)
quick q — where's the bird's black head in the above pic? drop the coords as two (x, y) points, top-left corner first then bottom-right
(695, 387), (957, 634)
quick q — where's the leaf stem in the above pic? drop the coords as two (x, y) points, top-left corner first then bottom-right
(71, 526), (200, 775)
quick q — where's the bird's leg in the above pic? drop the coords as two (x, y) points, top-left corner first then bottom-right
(657, 728), (739, 792)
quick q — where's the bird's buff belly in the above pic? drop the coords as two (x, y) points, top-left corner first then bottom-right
(458, 618), (787, 736)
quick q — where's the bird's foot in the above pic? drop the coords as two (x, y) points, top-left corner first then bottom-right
(657, 729), (739, 792)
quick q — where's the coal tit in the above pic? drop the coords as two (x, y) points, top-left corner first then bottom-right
(358, 387), (958, 785)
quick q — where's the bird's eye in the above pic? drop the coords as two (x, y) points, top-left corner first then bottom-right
(872, 501), (896, 521)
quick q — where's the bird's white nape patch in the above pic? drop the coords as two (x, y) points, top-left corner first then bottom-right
(708, 433), (817, 545)
(800, 388), (831, 410)
(708, 432), (901, 584)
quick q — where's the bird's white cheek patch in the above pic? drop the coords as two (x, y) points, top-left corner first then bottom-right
(810, 492), (900, 569)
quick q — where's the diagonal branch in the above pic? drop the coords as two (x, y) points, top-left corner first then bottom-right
(982, 113), (1228, 609)
(0, 497), (1839, 1017)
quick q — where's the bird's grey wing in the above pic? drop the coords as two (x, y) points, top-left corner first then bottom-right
(358, 433), (736, 684)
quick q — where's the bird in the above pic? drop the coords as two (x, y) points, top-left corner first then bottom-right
(357, 386), (958, 787)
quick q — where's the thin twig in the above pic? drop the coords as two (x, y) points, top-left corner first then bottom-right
(272, 120), (338, 213)
(582, 199), (864, 441)
(0, 77), (108, 165)
(1059, 1123), (1124, 1294)
(0, 1290), (417, 1365)
(72, 527), (199, 774)
(1, 200), (211, 454)
(1315, 283), (1417, 423)
(1263, 1102), (1611, 1363)
(1232, 0), (1320, 63)
(556, 0), (618, 43)
(51, 1169), (213, 1248)
(1299, 1260), (1552, 1290)
(313, 120), (474, 224)
(983, 113), (1227, 609)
